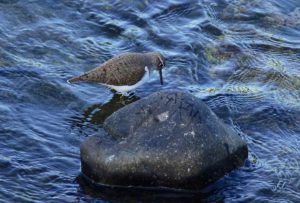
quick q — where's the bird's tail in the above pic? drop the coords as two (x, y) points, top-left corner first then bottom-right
(67, 76), (83, 84)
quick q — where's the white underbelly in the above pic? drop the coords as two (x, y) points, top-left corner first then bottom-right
(102, 66), (150, 94)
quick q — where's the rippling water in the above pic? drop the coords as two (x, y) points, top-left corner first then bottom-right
(1, 0), (300, 202)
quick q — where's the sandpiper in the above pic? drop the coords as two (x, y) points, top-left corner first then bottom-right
(67, 52), (165, 94)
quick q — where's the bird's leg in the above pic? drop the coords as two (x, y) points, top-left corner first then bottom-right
(118, 92), (128, 105)
(119, 91), (134, 105)
(121, 92), (130, 97)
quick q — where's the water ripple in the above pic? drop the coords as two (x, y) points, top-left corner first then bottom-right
(1, 0), (300, 202)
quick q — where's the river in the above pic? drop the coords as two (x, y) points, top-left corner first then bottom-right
(0, 0), (300, 202)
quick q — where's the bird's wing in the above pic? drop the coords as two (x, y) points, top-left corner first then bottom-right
(100, 62), (146, 86)
(71, 57), (145, 86)
(68, 53), (147, 86)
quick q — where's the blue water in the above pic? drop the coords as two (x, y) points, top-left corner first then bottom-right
(1, 0), (300, 202)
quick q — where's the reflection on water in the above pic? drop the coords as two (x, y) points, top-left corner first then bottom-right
(76, 175), (208, 203)
(1, 0), (300, 202)
(79, 92), (139, 127)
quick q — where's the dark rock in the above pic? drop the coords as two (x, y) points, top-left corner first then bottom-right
(80, 90), (248, 190)
(200, 21), (223, 36)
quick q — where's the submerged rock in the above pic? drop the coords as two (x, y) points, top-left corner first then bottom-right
(80, 90), (248, 190)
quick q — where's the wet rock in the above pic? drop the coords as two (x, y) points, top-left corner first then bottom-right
(80, 90), (248, 190)
(200, 21), (223, 36)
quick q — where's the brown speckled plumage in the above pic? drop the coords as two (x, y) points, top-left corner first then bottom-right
(68, 52), (165, 87)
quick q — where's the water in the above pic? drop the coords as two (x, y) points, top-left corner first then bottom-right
(1, 0), (300, 202)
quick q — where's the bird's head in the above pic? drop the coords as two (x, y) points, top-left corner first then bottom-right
(147, 52), (166, 85)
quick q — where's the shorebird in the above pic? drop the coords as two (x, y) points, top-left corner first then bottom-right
(67, 52), (165, 94)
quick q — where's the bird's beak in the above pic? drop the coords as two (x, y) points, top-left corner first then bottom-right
(159, 69), (163, 85)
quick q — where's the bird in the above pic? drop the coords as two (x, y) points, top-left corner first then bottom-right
(67, 52), (165, 94)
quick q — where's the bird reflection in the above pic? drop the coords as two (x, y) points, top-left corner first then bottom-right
(81, 92), (139, 127)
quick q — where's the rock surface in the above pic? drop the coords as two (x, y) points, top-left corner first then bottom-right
(80, 90), (248, 189)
